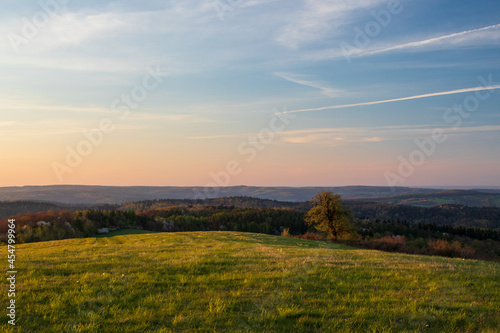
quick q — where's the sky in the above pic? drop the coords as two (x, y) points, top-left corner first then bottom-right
(0, 0), (499, 188)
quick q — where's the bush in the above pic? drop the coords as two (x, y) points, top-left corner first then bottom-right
(428, 239), (477, 259)
(372, 236), (407, 252)
(407, 238), (427, 249)
(296, 232), (326, 241)
(281, 228), (291, 237)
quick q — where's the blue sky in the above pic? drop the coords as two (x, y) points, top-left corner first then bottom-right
(0, 0), (499, 187)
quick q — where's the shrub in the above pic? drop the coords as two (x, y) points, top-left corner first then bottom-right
(407, 238), (427, 249)
(296, 232), (326, 241)
(281, 228), (291, 237)
(428, 239), (477, 259)
(372, 235), (407, 252)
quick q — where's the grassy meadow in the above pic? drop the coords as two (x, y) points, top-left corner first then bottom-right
(1, 231), (499, 332)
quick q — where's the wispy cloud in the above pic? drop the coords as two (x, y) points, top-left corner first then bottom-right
(187, 133), (246, 140)
(280, 85), (500, 114)
(274, 72), (347, 97)
(188, 126), (380, 144)
(308, 24), (500, 60)
(127, 112), (216, 123)
(0, 100), (111, 114)
(278, 127), (381, 145)
(275, 0), (385, 49)
(0, 99), (216, 124)
(361, 137), (384, 142)
(1, 118), (102, 137)
(241, 0), (281, 8)
(279, 125), (500, 145)
(190, 124), (500, 146)
(0, 3), (215, 72)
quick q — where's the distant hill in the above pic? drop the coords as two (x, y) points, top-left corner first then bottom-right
(0, 186), (499, 209)
(0, 200), (117, 221)
(118, 196), (311, 211)
(0, 201), (64, 221)
(363, 190), (500, 208)
(0, 185), (445, 205)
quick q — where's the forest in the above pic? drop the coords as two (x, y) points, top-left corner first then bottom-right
(1, 196), (499, 261)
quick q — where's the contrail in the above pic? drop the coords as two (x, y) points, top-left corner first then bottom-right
(279, 85), (500, 114)
(364, 24), (500, 56)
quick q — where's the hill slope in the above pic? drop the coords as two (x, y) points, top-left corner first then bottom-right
(365, 190), (500, 207)
(0, 201), (64, 220)
(2, 232), (499, 332)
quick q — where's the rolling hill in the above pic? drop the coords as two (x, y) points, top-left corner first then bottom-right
(2, 231), (499, 332)
(0, 185), (445, 205)
(0, 185), (499, 208)
(363, 190), (500, 208)
(2, 195), (500, 231)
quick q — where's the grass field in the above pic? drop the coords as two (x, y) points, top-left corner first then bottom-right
(1, 231), (499, 332)
(96, 229), (159, 238)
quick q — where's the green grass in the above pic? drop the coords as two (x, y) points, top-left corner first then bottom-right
(96, 228), (158, 238)
(1, 231), (499, 332)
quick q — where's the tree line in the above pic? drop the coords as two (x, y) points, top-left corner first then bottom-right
(2, 196), (500, 229)
(1, 194), (499, 261)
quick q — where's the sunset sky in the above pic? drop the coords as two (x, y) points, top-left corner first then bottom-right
(0, 0), (499, 187)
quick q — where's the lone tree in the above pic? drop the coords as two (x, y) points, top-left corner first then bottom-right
(305, 191), (353, 240)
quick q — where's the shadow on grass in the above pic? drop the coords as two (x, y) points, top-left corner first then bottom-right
(199, 231), (356, 251)
(96, 228), (159, 238)
(95, 230), (357, 251)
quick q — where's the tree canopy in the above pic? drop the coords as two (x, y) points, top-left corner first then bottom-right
(305, 191), (353, 240)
